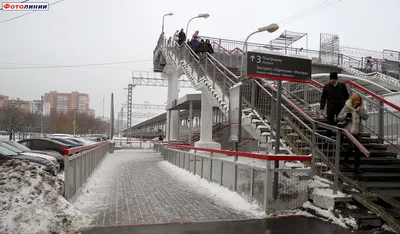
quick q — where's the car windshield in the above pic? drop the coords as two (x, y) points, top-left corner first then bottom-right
(5, 141), (31, 152)
(0, 142), (23, 153)
(0, 145), (19, 156)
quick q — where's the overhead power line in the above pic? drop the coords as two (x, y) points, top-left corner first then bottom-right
(278, 0), (342, 27)
(0, 0), (65, 25)
(0, 60), (153, 69)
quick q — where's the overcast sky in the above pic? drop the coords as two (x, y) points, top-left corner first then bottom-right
(0, 0), (398, 120)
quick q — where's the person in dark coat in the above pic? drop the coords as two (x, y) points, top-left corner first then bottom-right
(178, 29), (186, 45)
(320, 72), (349, 138)
(205, 39), (214, 54)
(157, 129), (164, 141)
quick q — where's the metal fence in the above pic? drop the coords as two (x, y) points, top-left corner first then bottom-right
(154, 143), (311, 213)
(63, 142), (110, 201)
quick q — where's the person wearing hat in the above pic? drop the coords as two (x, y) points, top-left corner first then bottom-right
(320, 72), (349, 138)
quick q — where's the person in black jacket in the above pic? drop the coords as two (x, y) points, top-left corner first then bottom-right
(320, 72), (349, 138)
(178, 29), (186, 45)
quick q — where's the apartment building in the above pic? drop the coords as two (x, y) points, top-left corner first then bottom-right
(8, 98), (30, 113)
(0, 95), (9, 108)
(29, 100), (51, 116)
(44, 91), (90, 115)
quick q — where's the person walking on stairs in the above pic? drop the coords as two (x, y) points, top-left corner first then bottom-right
(320, 72), (350, 138)
(337, 93), (369, 174)
(178, 29), (186, 45)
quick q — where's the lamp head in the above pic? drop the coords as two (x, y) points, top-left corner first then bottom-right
(258, 23), (279, 33)
(198, 13), (210, 19)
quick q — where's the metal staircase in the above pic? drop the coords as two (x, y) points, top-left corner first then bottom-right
(154, 34), (400, 232)
(155, 35), (292, 154)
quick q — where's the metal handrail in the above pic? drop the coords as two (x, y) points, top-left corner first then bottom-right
(155, 33), (368, 194)
(260, 80), (370, 157)
(310, 80), (400, 112)
(310, 80), (400, 150)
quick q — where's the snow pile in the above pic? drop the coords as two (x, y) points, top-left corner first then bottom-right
(159, 161), (266, 218)
(0, 160), (90, 234)
(308, 176), (332, 190)
(303, 201), (358, 229)
(312, 188), (350, 198)
(382, 224), (396, 233)
(305, 176), (358, 230)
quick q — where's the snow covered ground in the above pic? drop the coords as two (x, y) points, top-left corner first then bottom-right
(0, 160), (90, 234)
(159, 160), (313, 219)
(159, 161), (267, 218)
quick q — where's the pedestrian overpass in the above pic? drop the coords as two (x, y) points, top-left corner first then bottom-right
(74, 31), (400, 233)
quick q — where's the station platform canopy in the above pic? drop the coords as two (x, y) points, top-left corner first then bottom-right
(267, 30), (307, 48)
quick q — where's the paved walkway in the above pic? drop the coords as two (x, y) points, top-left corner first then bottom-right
(80, 216), (356, 234)
(74, 149), (249, 226)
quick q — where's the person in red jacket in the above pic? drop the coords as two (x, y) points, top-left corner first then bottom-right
(320, 72), (349, 138)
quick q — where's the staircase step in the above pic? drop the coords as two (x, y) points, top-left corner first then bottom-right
(361, 143), (388, 151)
(325, 150), (397, 158)
(370, 189), (400, 199)
(339, 157), (400, 165)
(346, 172), (400, 181)
(287, 133), (300, 140)
(293, 139), (308, 147)
(361, 138), (381, 144)
(360, 181), (400, 189)
(333, 205), (383, 229)
(340, 164), (400, 173)
(299, 147), (312, 154)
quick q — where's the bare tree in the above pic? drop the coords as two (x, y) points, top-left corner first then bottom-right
(0, 105), (25, 140)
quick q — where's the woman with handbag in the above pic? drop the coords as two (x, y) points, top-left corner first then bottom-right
(337, 93), (369, 174)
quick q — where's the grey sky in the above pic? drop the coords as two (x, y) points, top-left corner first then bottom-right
(0, 0), (398, 120)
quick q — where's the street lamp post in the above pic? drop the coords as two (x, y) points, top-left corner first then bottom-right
(162, 12), (173, 34)
(40, 95), (44, 137)
(239, 23), (280, 201)
(186, 13), (210, 39)
(240, 23), (279, 77)
(73, 111), (76, 136)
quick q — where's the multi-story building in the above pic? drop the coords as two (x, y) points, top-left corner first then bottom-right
(8, 98), (30, 113)
(0, 95), (9, 108)
(29, 100), (51, 116)
(44, 91), (90, 115)
(43, 102), (51, 116)
(29, 100), (42, 114)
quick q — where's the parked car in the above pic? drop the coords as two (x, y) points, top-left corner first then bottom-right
(89, 134), (108, 141)
(87, 136), (102, 142)
(47, 137), (83, 148)
(47, 133), (75, 138)
(0, 142), (60, 172)
(18, 138), (71, 156)
(0, 145), (57, 175)
(66, 137), (96, 145)
(56, 136), (97, 146)
(3, 141), (65, 169)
